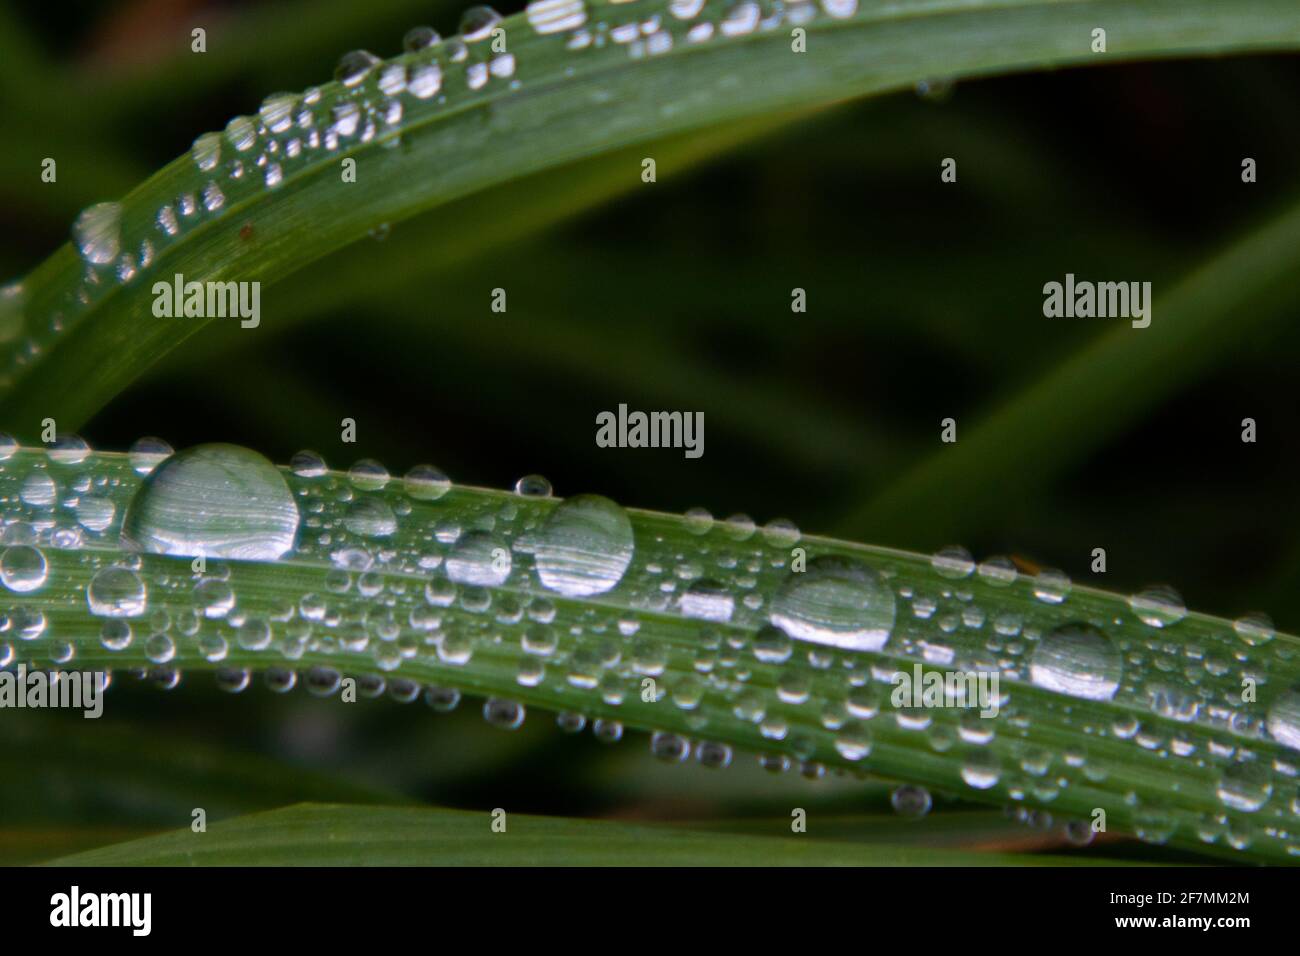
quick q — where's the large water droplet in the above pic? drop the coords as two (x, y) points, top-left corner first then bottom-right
(1029, 623), (1121, 701)
(121, 444), (299, 560)
(768, 556), (895, 651)
(533, 494), (633, 597)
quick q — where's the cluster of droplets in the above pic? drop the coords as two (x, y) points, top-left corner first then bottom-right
(4, 439), (1300, 857)
(3, 0), (876, 389)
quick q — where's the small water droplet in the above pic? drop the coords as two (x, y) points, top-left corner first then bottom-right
(1233, 611), (1274, 647)
(403, 25), (442, 51)
(1217, 760), (1272, 813)
(191, 132), (222, 172)
(87, 566), (147, 617)
(679, 579), (735, 622)
(72, 202), (122, 265)
(129, 436), (174, 475)
(460, 6), (502, 41)
(403, 463), (450, 500)
(890, 784), (932, 818)
(335, 49), (380, 87)
(514, 474), (552, 497)
(0, 545), (47, 593)
(446, 530), (510, 586)
(483, 697), (525, 729)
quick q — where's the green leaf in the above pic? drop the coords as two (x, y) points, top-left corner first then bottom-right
(43, 802), (1129, 865)
(4, 445), (1298, 863)
(5, 0), (1300, 432)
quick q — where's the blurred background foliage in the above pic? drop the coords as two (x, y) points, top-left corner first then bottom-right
(1, 0), (1298, 863)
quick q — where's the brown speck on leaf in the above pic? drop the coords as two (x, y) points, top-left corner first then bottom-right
(239, 223), (254, 241)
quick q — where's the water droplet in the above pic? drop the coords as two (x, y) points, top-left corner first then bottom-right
(224, 115), (258, 152)
(483, 697), (525, 729)
(121, 444), (300, 560)
(335, 49), (380, 87)
(100, 619), (133, 651)
(1032, 568), (1071, 604)
(20, 472), (56, 507)
(514, 474), (552, 497)
(191, 132), (222, 171)
(0, 545), (47, 592)
(144, 632), (176, 664)
(47, 435), (90, 464)
(834, 722), (872, 761)
(760, 517), (800, 547)
(1129, 585), (1186, 628)
(1217, 760), (1272, 813)
(1267, 689), (1300, 750)
(931, 545), (974, 579)
(679, 579), (734, 622)
(446, 530), (510, 585)
(460, 6), (502, 41)
(960, 750), (1000, 789)
(408, 63), (443, 99)
(528, 0), (587, 34)
(404, 25), (442, 51)
(533, 494), (634, 597)
(651, 731), (690, 762)
(424, 685), (461, 712)
(290, 449), (328, 478)
(769, 556), (895, 651)
(128, 436), (173, 474)
(75, 495), (116, 532)
(86, 566), (148, 617)
(1029, 623), (1121, 701)
(348, 459), (389, 491)
(890, 785), (932, 818)
(344, 498), (397, 538)
(403, 464), (449, 500)
(1233, 611), (1274, 647)
(72, 202), (122, 265)
(258, 92), (298, 134)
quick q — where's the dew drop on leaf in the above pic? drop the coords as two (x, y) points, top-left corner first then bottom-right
(533, 494), (633, 597)
(768, 556), (895, 651)
(72, 202), (122, 265)
(1028, 623), (1121, 701)
(121, 443), (300, 561)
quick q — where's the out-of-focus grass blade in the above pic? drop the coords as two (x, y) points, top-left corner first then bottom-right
(43, 802), (1123, 865)
(840, 192), (1300, 546)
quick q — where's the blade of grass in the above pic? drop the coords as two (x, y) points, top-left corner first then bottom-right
(4, 446), (1298, 862)
(42, 802), (1128, 865)
(5, 0), (1300, 434)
